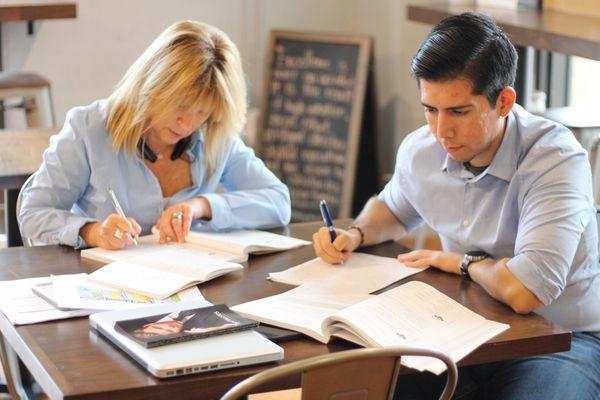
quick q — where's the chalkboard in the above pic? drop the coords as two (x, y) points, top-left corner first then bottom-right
(258, 31), (379, 222)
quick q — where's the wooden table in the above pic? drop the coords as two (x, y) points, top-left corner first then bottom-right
(0, 221), (571, 399)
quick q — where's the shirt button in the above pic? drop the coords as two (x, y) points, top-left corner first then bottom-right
(463, 219), (469, 227)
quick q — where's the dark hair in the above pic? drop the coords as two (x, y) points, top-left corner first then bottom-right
(411, 12), (517, 106)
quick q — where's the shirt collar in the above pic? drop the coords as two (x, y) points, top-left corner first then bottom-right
(440, 107), (518, 182)
(485, 109), (518, 182)
(185, 130), (203, 163)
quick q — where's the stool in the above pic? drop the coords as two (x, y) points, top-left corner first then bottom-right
(0, 72), (55, 129)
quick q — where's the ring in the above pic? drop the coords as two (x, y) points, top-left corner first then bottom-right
(113, 228), (124, 240)
(171, 211), (184, 220)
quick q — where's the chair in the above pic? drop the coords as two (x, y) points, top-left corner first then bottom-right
(0, 174), (41, 399)
(0, 72), (55, 129)
(220, 346), (458, 400)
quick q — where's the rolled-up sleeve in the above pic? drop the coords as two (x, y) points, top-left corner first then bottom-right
(202, 137), (291, 230)
(507, 144), (595, 305)
(18, 108), (97, 248)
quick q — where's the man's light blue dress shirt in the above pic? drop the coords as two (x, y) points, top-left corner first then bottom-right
(19, 100), (291, 248)
(379, 104), (600, 332)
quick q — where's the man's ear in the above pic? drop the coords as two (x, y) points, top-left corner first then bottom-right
(496, 86), (516, 117)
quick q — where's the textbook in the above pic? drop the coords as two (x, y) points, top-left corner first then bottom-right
(81, 229), (310, 265)
(81, 235), (247, 265)
(114, 304), (259, 348)
(232, 281), (509, 375)
(88, 258), (243, 299)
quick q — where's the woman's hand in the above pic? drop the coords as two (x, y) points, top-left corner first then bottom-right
(397, 250), (463, 275)
(80, 214), (141, 250)
(155, 197), (212, 243)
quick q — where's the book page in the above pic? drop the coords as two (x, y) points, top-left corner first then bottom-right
(125, 249), (244, 280)
(88, 262), (200, 299)
(50, 273), (204, 311)
(81, 235), (246, 265)
(232, 284), (371, 343)
(268, 253), (426, 294)
(0, 277), (91, 325)
(185, 229), (311, 254)
(325, 281), (509, 374)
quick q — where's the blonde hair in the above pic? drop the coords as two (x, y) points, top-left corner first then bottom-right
(106, 20), (247, 176)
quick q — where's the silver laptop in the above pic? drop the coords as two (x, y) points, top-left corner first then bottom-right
(89, 300), (284, 378)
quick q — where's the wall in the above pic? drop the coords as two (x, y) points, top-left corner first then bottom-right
(1, 0), (432, 177)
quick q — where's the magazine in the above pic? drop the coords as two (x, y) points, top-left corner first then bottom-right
(114, 304), (259, 348)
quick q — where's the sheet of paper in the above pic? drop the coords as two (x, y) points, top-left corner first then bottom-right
(232, 283), (371, 342)
(0, 277), (91, 325)
(326, 281), (509, 374)
(268, 252), (426, 293)
(50, 273), (204, 311)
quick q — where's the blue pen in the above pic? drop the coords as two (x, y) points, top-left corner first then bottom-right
(319, 200), (337, 242)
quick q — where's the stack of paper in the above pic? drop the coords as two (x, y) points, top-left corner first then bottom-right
(0, 275), (205, 325)
(269, 252), (427, 293)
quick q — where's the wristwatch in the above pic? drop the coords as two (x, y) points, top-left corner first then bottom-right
(460, 251), (488, 279)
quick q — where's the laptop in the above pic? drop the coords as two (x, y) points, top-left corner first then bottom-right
(89, 299), (284, 378)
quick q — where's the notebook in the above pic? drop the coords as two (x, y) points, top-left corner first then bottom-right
(114, 303), (259, 348)
(88, 259), (243, 299)
(90, 300), (284, 378)
(233, 281), (509, 375)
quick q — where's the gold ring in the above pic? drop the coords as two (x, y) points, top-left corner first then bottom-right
(171, 211), (184, 220)
(113, 228), (124, 240)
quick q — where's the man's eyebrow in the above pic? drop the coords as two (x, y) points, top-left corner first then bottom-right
(421, 102), (473, 110)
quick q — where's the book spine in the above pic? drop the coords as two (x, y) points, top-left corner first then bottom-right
(146, 322), (259, 348)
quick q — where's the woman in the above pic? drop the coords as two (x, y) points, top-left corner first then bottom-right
(19, 21), (291, 249)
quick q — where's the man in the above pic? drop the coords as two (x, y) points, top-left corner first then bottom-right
(313, 13), (600, 399)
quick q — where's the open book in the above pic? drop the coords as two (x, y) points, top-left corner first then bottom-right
(181, 229), (311, 255)
(88, 258), (243, 299)
(82, 229), (310, 265)
(232, 281), (509, 374)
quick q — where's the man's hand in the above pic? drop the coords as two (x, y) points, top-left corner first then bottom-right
(397, 249), (463, 274)
(312, 227), (362, 264)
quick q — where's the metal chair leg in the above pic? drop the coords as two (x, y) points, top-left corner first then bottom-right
(0, 331), (30, 400)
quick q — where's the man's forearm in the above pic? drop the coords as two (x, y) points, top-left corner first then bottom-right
(469, 257), (544, 314)
(351, 197), (407, 247)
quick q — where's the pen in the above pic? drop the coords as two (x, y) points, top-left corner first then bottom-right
(319, 200), (337, 242)
(107, 187), (138, 245)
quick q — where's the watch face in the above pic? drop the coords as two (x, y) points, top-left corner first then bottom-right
(467, 251), (487, 257)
